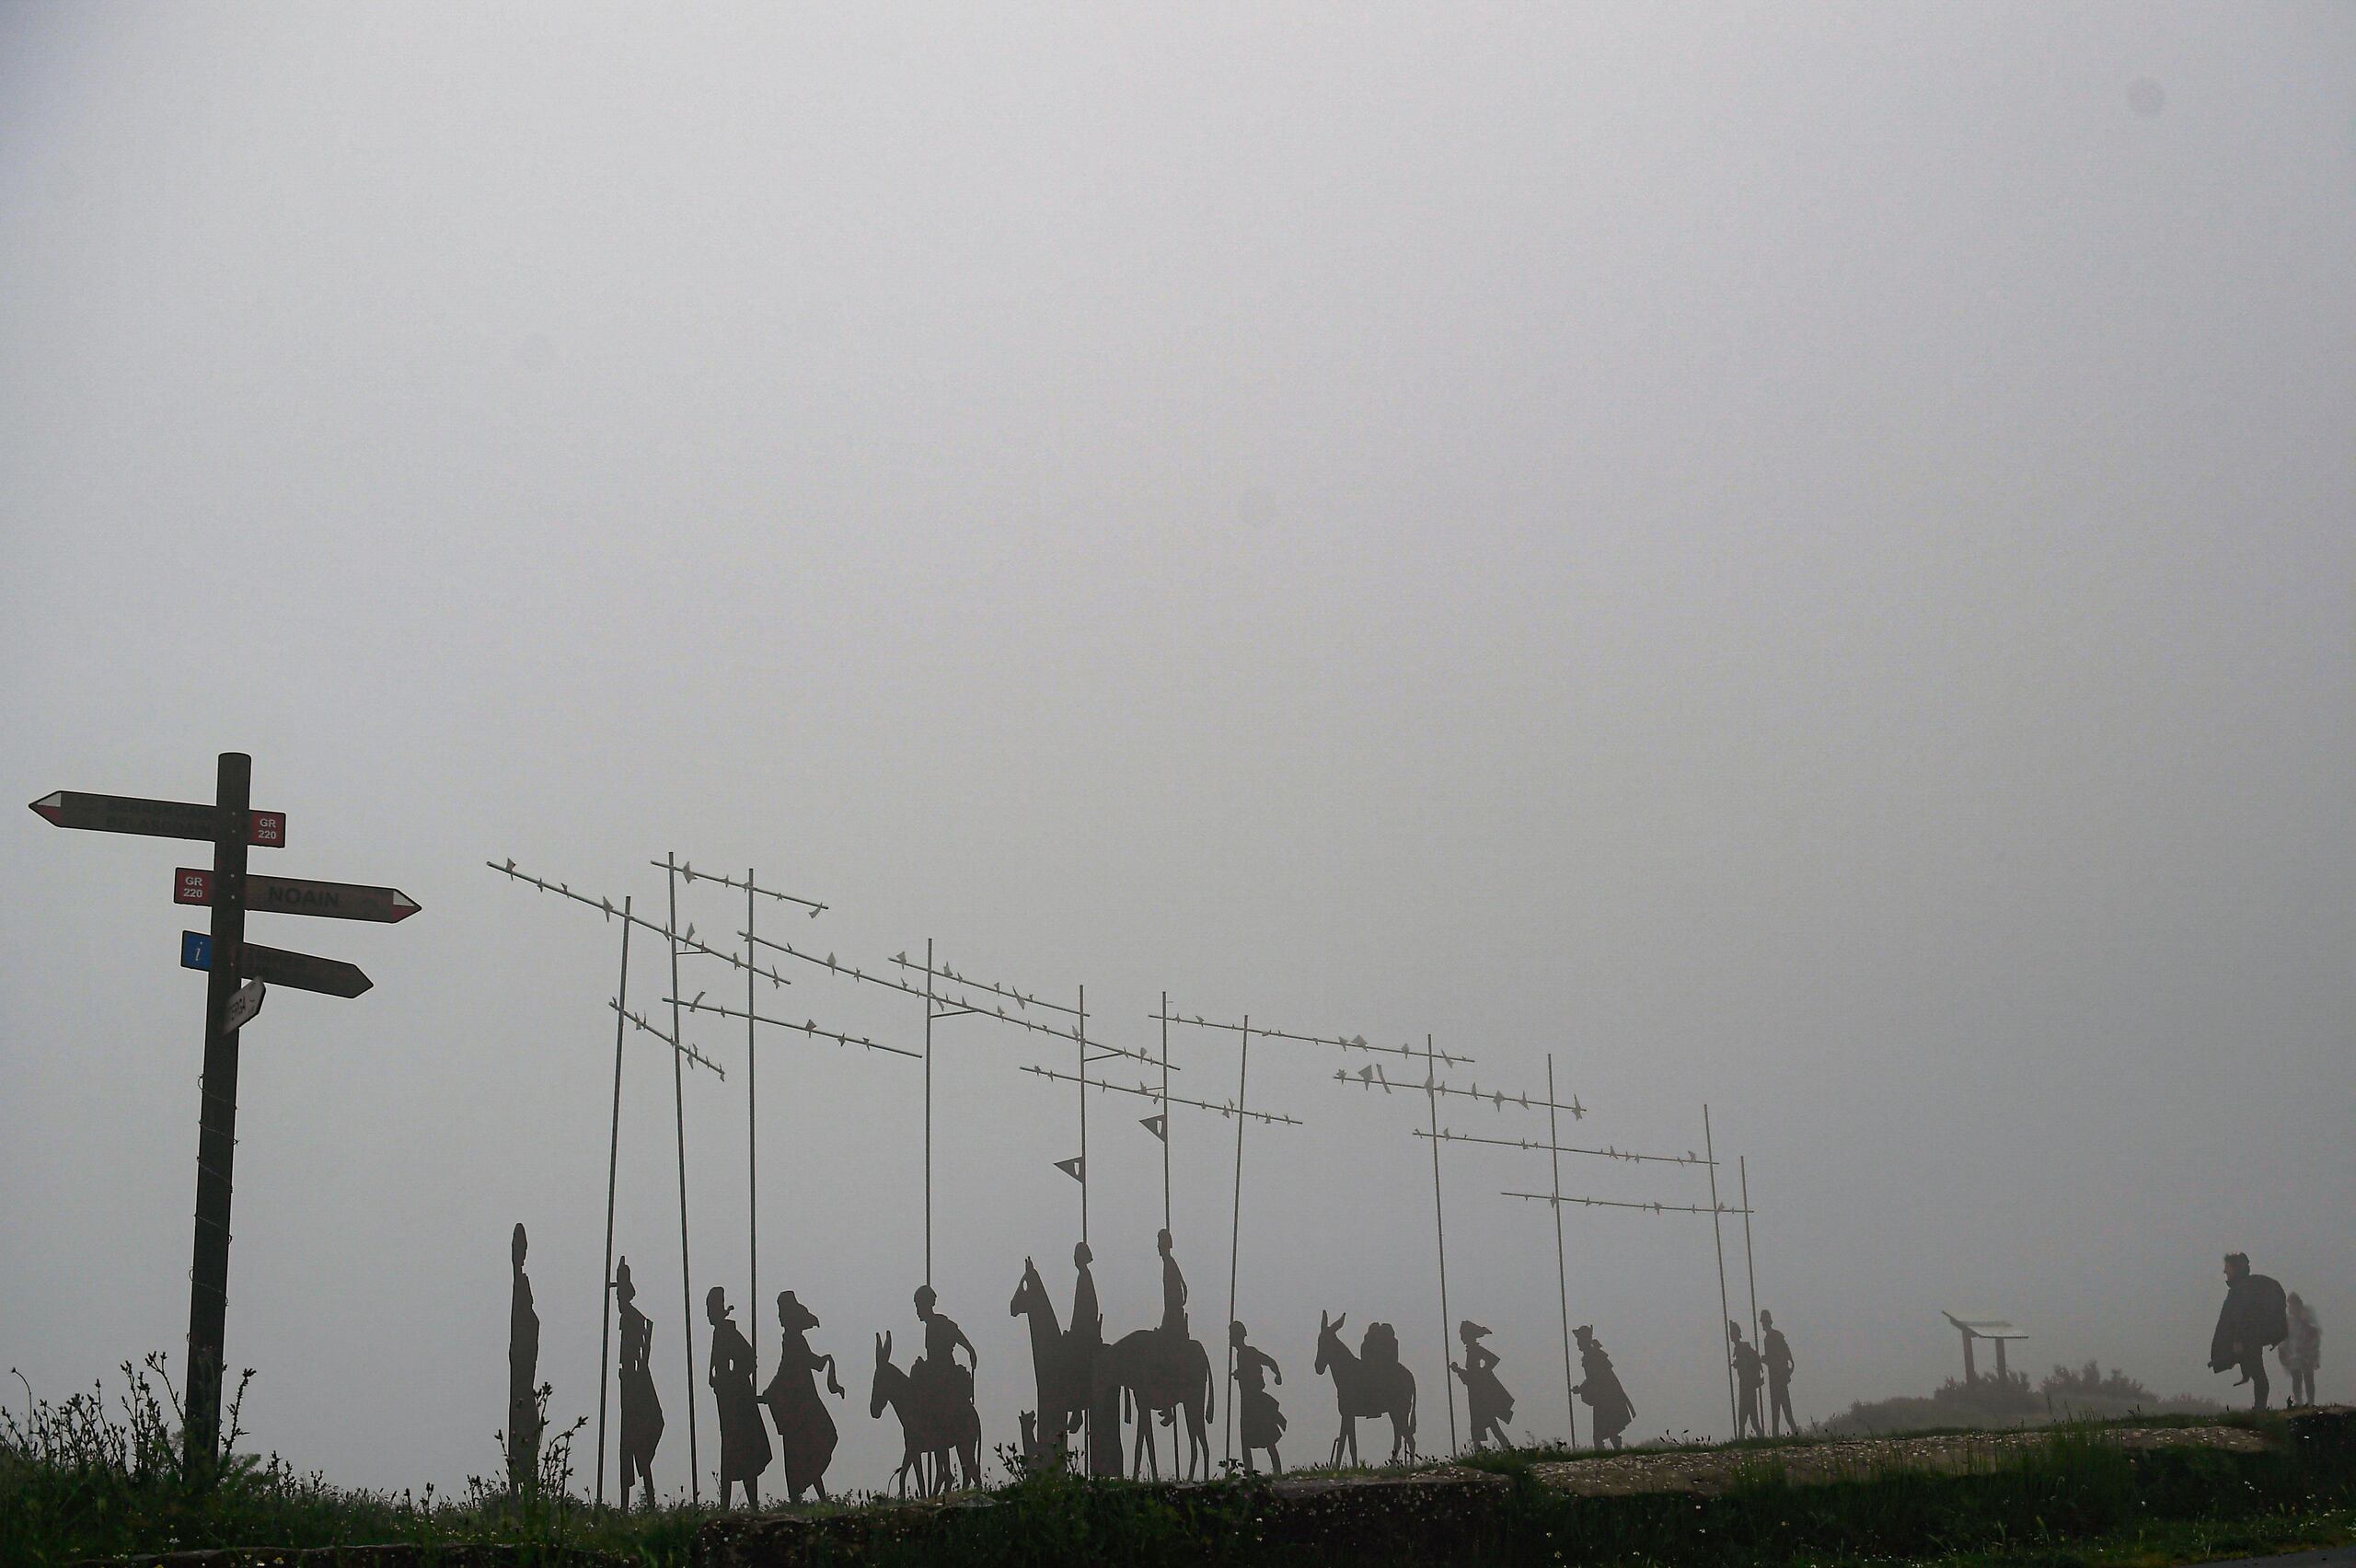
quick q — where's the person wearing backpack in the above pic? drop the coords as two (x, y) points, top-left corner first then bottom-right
(2209, 1252), (2290, 1410)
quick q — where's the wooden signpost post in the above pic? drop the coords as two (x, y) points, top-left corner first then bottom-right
(30, 754), (413, 1483)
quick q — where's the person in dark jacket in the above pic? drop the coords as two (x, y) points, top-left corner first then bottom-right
(1573, 1325), (1635, 1449)
(2209, 1252), (2289, 1411)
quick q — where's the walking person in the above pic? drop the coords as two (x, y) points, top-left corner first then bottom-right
(707, 1286), (772, 1507)
(2210, 1252), (2290, 1411)
(2280, 1292), (2323, 1409)
(760, 1290), (842, 1504)
(1230, 1320), (1288, 1474)
(507, 1224), (542, 1495)
(1573, 1325), (1635, 1450)
(614, 1258), (664, 1507)
(1760, 1309), (1798, 1436)
(1452, 1320), (1516, 1449)
(1728, 1321), (1765, 1438)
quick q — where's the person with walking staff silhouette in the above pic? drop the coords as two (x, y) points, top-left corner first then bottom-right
(1230, 1320), (1288, 1474)
(1072, 1241), (1119, 1475)
(507, 1224), (542, 1495)
(1573, 1324), (1635, 1450)
(707, 1286), (772, 1506)
(1154, 1228), (1189, 1426)
(2210, 1252), (2289, 1411)
(1760, 1309), (1797, 1436)
(1729, 1321), (1765, 1437)
(1452, 1320), (1516, 1449)
(760, 1289), (842, 1504)
(614, 1258), (664, 1508)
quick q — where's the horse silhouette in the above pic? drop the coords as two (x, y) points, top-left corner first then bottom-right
(1009, 1257), (1087, 1468)
(1101, 1326), (1214, 1479)
(869, 1331), (979, 1495)
(1315, 1311), (1417, 1466)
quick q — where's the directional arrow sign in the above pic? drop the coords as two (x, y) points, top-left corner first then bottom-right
(175, 869), (419, 923)
(180, 932), (371, 998)
(31, 792), (285, 847)
(224, 978), (267, 1032)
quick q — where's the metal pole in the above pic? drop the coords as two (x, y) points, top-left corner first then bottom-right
(1426, 1035), (1457, 1456)
(1740, 1156), (1759, 1351)
(666, 855), (699, 1503)
(1547, 1053), (1575, 1448)
(595, 897), (633, 1507)
(1222, 1016), (1249, 1464)
(1703, 1104), (1735, 1436)
(1078, 985), (1088, 1246)
(923, 936), (934, 1288)
(184, 750), (250, 1483)
(745, 870), (757, 1384)
(1160, 993), (1172, 1233)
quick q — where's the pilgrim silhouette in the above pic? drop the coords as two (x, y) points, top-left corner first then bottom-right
(614, 1258), (664, 1508)
(2281, 1293), (2323, 1409)
(1452, 1320), (1515, 1449)
(1729, 1321), (1765, 1437)
(872, 1287), (982, 1494)
(1098, 1230), (1214, 1479)
(1230, 1320), (1288, 1474)
(707, 1286), (771, 1506)
(1315, 1311), (1417, 1466)
(760, 1290), (841, 1504)
(2210, 1252), (2290, 1411)
(507, 1224), (542, 1494)
(1573, 1325), (1634, 1449)
(1074, 1243), (1122, 1477)
(1760, 1309), (1797, 1435)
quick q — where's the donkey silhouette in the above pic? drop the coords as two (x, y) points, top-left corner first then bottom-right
(1315, 1311), (1417, 1467)
(870, 1331), (979, 1495)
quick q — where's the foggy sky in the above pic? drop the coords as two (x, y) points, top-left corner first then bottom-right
(2, 2), (2350, 1497)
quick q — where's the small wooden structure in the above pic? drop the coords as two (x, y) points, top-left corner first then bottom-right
(1943, 1313), (2027, 1384)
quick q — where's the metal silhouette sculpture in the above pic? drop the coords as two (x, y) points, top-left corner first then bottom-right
(1728, 1321), (1765, 1437)
(761, 1290), (842, 1504)
(1452, 1320), (1515, 1449)
(1230, 1320), (1286, 1474)
(1073, 1243), (1123, 1476)
(2210, 1252), (2290, 1411)
(1573, 1325), (1634, 1450)
(1098, 1230), (1215, 1480)
(1315, 1312), (1417, 1466)
(508, 1224), (542, 1494)
(872, 1288), (982, 1495)
(614, 1258), (664, 1508)
(2280, 1292), (2322, 1409)
(707, 1287), (772, 1507)
(1760, 1309), (1797, 1435)
(1010, 1255), (1087, 1470)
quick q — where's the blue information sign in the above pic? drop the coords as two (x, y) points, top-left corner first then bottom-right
(181, 930), (213, 971)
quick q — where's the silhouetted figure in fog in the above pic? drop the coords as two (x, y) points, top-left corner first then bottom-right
(2280, 1292), (2323, 1409)
(706, 1286), (771, 1506)
(1761, 1309), (1797, 1435)
(1574, 1325), (1634, 1450)
(614, 1258), (664, 1507)
(1159, 1228), (1189, 1338)
(1231, 1320), (1287, 1473)
(507, 1224), (542, 1494)
(761, 1290), (841, 1504)
(872, 1290), (981, 1494)
(1729, 1321), (1764, 1437)
(2210, 1252), (2289, 1411)
(1315, 1310), (1417, 1466)
(1453, 1320), (1516, 1449)
(1072, 1242), (1121, 1475)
